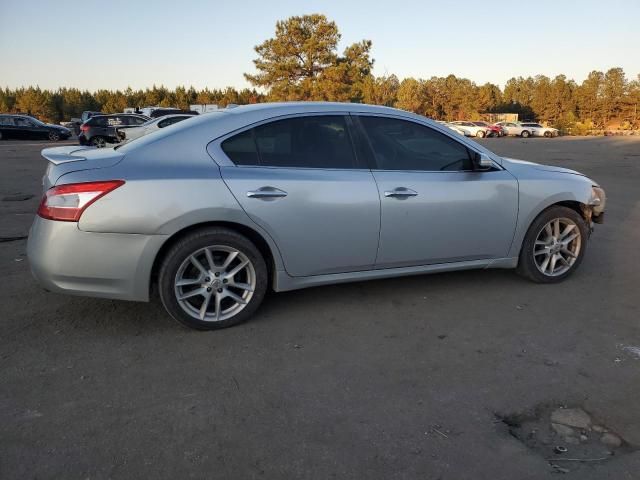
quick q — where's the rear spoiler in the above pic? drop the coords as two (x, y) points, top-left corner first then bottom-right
(41, 146), (93, 165)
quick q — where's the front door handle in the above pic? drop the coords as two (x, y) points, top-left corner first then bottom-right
(384, 187), (418, 198)
(246, 187), (288, 199)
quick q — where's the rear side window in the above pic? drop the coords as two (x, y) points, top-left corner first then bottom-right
(221, 130), (259, 165)
(129, 116), (147, 125)
(221, 115), (357, 169)
(359, 116), (473, 171)
(0, 116), (14, 126)
(89, 117), (108, 127)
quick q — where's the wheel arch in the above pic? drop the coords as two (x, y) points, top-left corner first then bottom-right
(508, 198), (592, 259)
(150, 221), (280, 297)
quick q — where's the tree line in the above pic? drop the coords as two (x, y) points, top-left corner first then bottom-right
(2, 14), (638, 133)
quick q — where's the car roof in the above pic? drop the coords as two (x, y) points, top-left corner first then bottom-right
(118, 101), (502, 163)
(223, 101), (408, 116)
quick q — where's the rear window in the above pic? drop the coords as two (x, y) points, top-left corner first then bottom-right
(88, 116), (108, 127)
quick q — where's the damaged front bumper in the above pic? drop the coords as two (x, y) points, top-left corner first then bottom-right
(582, 185), (606, 230)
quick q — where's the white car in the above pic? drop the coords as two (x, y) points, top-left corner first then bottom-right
(495, 122), (534, 138)
(450, 121), (491, 138)
(436, 120), (472, 136)
(117, 114), (194, 142)
(521, 123), (559, 138)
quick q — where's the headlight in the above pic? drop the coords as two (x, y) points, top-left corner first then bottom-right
(589, 186), (606, 214)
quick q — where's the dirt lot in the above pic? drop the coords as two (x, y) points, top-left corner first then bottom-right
(1, 136), (639, 479)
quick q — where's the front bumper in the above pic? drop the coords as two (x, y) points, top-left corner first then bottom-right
(27, 216), (168, 302)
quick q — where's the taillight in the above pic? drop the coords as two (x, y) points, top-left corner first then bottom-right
(37, 180), (124, 222)
(80, 124), (90, 132)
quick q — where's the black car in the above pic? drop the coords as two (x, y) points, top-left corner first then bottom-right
(0, 114), (72, 141)
(78, 114), (150, 147)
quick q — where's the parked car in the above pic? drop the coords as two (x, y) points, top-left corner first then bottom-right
(521, 122), (559, 138)
(450, 121), (491, 138)
(471, 121), (504, 137)
(0, 114), (72, 141)
(28, 102), (606, 330)
(436, 120), (471, 136)
(117, 114), (195, 142)
(78, 113), (149, 147)
(495, 121), (534, 138)
(148, 108), (197, 118)
(71, 111), (103, 135)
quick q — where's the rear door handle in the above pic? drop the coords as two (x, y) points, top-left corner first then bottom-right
(384, 187), (418, 198)
(246, 187), (288, 199)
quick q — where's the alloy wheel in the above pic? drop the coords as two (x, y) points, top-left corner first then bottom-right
(174, 246), (256, 322)
(48, 131), (60, 141)
(533, 217), (582, 276)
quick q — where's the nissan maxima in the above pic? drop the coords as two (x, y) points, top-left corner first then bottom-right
(27, 102), (606, 330)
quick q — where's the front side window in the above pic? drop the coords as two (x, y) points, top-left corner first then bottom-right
(359, 116), (473, 171)
(221, 115), (357, 169)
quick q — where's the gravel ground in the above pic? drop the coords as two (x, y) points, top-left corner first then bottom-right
(1, 136), (639, 479)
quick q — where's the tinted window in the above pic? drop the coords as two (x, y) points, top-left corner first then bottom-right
(222, 116), (357, 169)
(221, 129), (259, 166)
(129, 116), (147, 125)
(359, 116), (472, 171)
(89, 116), (108, 127)
(14, 117), (33, 127)
(0, 116), (14, 126)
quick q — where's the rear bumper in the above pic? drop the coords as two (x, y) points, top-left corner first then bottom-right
(27, 216), (168, 302)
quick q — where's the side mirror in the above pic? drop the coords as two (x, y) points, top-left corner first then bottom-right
(474, 152), (493, 171)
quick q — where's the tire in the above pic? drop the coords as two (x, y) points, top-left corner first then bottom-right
(90, 136), (107, 148)
(521, 130), (530, 138)
(158, 227), (268, 330)
(544, 131), (552, 138)
(516, 206), (588, 283)
(48, 131), (60, 141)
(476, 130), (485, 138)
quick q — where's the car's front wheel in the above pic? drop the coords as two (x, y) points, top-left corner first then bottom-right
(517, 206), (588, 283)
(476, 130), (485, 138)
(521, 130), (530, 138)
(544, 131), (552, 138)
(158, 227), (268, 330)
(48, 131), (60, 141)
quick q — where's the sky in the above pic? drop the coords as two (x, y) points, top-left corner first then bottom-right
(1, 0), (638, 91)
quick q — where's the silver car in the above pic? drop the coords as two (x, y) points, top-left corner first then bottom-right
(27, 102), (606, 330)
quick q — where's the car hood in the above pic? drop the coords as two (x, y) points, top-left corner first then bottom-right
(501, 157), (585, 177)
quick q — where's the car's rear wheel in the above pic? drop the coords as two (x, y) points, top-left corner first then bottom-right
(91, 136), (107, 148)
(476, 130), (485, 138)
(517, 206), (588, 283)
(48, 131), (60, 141)
(521, 130), (530, 138)
(544, 131), (552, 138)
(158, 227), (268, 330)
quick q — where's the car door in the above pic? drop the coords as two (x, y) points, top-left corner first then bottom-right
(13, 117), (37, 139)
(0, 116), (17, 139)
(211, 114), (381, 277)
(354, 114), (518, 268)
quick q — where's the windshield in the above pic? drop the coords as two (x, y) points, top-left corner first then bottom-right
(115, 111), (225, 152)
(27, 116), (45, 126)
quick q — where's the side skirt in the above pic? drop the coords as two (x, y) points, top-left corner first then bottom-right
(273, 257), (519, 292)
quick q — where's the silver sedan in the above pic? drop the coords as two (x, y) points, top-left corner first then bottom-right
(27, 102), (606, 330)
